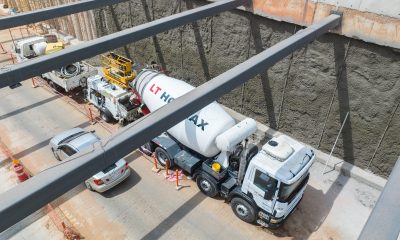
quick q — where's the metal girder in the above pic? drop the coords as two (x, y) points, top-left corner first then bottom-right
(359, 158), (400, 240)
(0, 0), (246, 88)
(0, 0), (128, 30)
(0, 13), (341, 232)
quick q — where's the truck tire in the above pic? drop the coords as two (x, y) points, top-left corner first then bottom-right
(196, 173), (218, 198)
(154, 147), (174, 168)
(100, 108), (113, 123)
(231, 197), (257, 223)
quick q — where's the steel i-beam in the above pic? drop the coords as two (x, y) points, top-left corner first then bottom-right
(358, 158), (400, 240)
(0, 0), (128, 30)
(0, 0), (247, 88)
(0, 13), (341, 232)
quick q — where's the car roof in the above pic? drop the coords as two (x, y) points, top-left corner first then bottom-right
(50, 127), (85, 147)
(67, 132), (99, 152)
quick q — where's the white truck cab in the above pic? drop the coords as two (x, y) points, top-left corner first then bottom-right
(238, 135), (315, 227)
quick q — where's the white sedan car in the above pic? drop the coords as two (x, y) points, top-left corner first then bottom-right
(50, 128), (130, 192)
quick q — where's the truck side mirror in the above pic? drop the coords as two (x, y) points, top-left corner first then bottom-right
(264, 190), (274, 200)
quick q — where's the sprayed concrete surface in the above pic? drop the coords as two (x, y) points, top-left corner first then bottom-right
(0, 49), (380, 239)
(93, 0), (400, 178)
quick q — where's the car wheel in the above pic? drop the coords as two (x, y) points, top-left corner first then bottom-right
(154, 147), (173, 168)
(196, 173), (218, 198)
(231, 197), (257, 223)
(85, 181), (94, 191)
(139, 142), (153, 156)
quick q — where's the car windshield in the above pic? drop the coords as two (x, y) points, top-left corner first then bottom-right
(102, 163), (117, 174)
(278, 173), (309, 202)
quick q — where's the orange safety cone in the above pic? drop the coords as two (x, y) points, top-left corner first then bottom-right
(175, 169), (182, 190)
(12, 159), (29, 182)
(164, 160), (169, 179)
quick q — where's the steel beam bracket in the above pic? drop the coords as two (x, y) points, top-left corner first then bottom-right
(330, 10), (343, 28)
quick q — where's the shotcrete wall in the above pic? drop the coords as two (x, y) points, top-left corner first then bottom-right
(93, 0), (400, 177)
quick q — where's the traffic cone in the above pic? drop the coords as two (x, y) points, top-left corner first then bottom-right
(12, 159), (29, 182)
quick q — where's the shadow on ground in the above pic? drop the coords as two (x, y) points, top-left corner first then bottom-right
(140, 191), (206, 240)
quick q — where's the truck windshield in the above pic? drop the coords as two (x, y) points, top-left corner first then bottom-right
(278, 173), (309, 202)
(253, 169), (278, 193)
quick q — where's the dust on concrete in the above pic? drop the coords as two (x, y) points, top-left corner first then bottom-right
(93, 0), (400, 177)
(354, 188), (377, 209)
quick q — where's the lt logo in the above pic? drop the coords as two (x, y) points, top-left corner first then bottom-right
(149, 83), (209, 131)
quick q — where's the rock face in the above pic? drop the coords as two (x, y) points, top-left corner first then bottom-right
(93, 0), (400, 177)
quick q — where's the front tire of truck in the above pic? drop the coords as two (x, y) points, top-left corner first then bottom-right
(155, 147), (174, 168)
(100, 108), (113, 123)
(196, 173), (218, 198)
(231, 197), (257, 223)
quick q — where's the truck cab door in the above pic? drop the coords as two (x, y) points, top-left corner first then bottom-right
(246, 168), (277, 214)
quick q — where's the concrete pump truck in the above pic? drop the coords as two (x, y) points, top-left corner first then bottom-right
(131, 70), (315, 228)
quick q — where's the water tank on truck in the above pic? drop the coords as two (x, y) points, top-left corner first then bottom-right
(133, 69), (236, 157)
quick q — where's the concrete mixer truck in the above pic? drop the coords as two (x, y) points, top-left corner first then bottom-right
(13, 36), (97, 92)
(132, 70), (316, 228)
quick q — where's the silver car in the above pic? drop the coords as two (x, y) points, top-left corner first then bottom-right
(50, 128), (131, 193)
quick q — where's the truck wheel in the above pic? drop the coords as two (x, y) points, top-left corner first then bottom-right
(139, 142), (153, 156)
(231, 197), (257, 223)
(100, 108), (113, 123)
(155, 147), (174, 168)
(196, 173), (218, 198)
